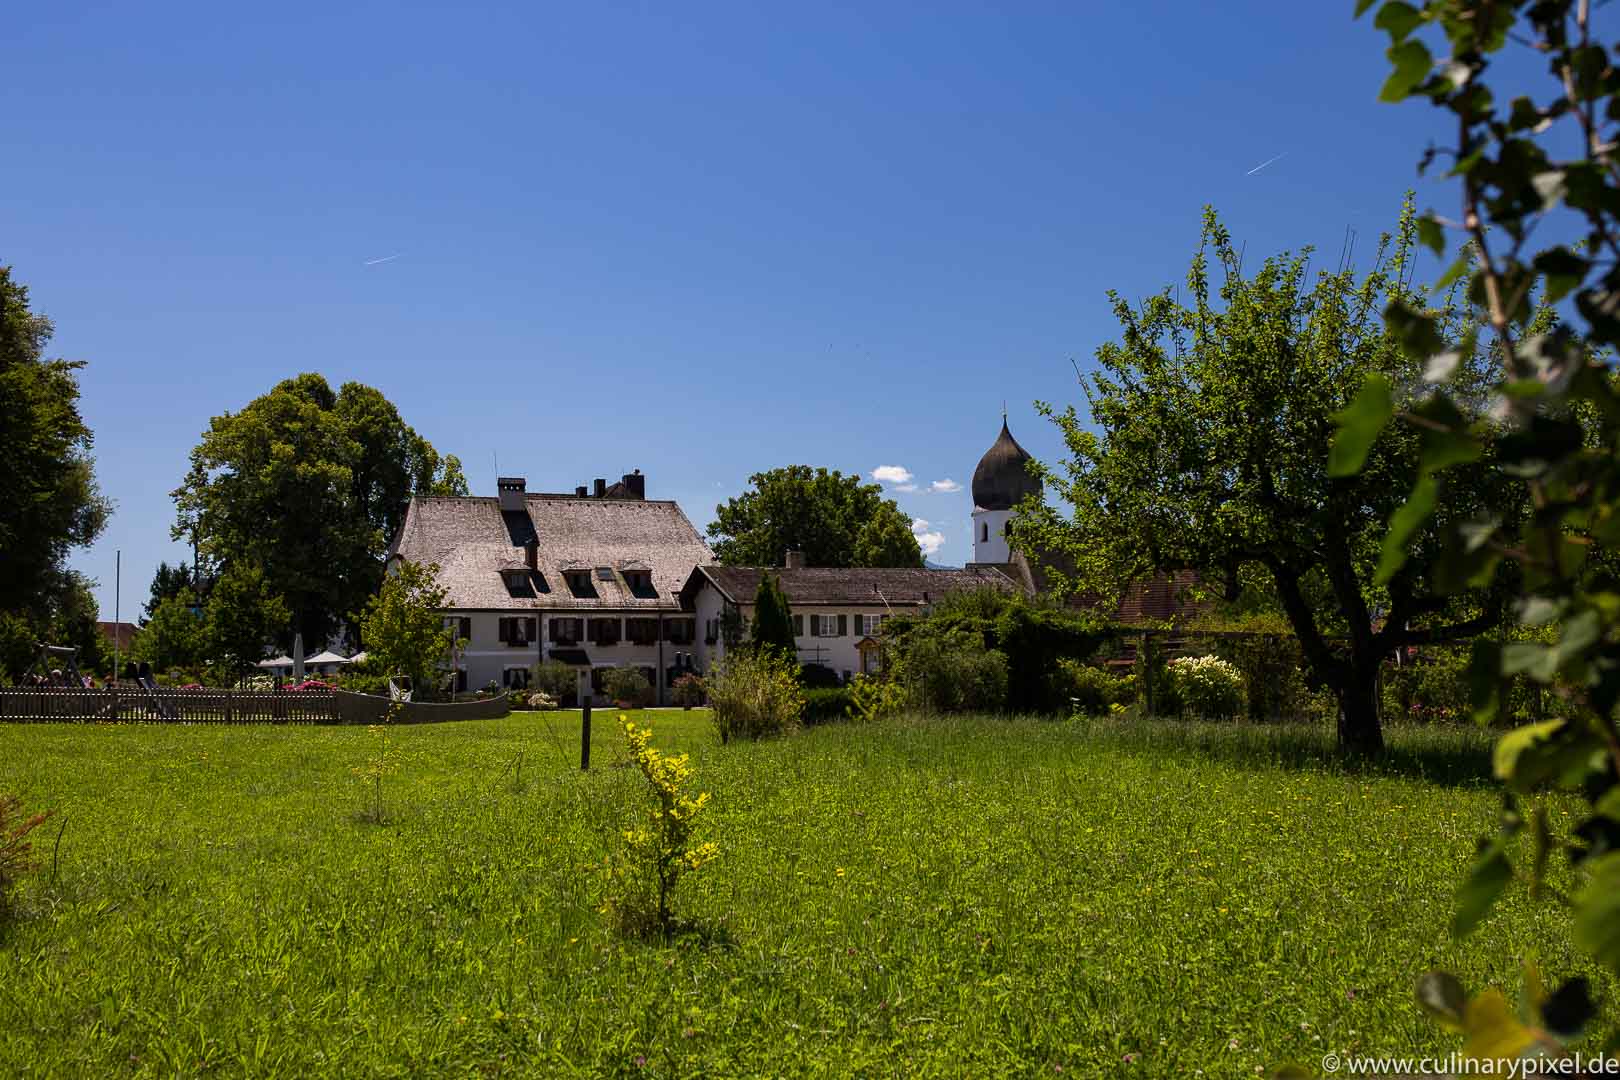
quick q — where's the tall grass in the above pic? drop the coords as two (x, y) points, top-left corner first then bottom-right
(0, 711), (1603, 1077)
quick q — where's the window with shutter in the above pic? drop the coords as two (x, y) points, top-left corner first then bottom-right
(497, 618), (510, 644)
(792, 615), (803, 637)
(837, 614), (847, 637)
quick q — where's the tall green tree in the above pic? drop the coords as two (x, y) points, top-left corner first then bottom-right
(748, 574), (798, 660)
(0, 265), (110, 631)
(174, 374), (465, 650)
(205, 564), (290, 681)
(143, 561), (206, 623)
(132, 590), (208, 673)
(709, 466), (921, 568)
(1021, 202), (1524, 755)
(357, 560), (457, 698)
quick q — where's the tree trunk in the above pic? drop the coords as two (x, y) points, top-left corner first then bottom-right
(1336, 670), (1384, 757)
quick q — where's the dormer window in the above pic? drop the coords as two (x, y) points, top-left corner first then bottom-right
(564, 571), (597, 599)
(501, 570), (536, 598)
(623, 570), (657, 599)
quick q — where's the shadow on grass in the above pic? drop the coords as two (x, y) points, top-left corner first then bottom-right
(1062, 715), (1497, 789)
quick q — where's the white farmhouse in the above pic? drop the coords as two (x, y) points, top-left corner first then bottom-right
(387, 473), (713, 702)
(679, 553), (1018, 680)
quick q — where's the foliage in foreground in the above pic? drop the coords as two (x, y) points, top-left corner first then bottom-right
(602, 718), (718, 936)
(1341, 0), (1620, 1060)
(704, 648), (804, 742)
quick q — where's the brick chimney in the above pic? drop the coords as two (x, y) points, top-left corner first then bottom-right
(784, 550), (805, 570)
(593, 478), (606, 498)
(497, 477), (526, 512)
(622, 469), (646, 499)
(574, 485), (587, 497)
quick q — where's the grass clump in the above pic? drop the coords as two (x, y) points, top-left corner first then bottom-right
(0, 793), (53, 922)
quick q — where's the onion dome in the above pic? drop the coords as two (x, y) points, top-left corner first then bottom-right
(971, 420), (1041, 511)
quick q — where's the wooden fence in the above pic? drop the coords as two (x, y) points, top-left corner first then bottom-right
(0, 688), (340, 724)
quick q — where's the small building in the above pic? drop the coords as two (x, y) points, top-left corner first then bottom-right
(679, 554), (1019, 681)
(98, 621), (137, 656)
(387, 472), (713, 702)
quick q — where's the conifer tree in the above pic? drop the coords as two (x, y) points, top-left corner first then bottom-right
(748, 575), (798, 661)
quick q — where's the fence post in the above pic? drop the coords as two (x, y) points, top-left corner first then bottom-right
(1141, 632), (1154, 717)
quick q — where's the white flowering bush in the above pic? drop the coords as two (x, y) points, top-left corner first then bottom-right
(526, 691), (558, 710)
(1167, 655), (1245, 721)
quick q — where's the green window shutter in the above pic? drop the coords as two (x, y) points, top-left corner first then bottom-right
(793, 614), (803, 636)
(527, 617), (537, 641)
(809, 615), (820, 638)
(837, 614), (847, 637)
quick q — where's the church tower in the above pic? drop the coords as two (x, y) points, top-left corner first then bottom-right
(971, 417), (1041, 564)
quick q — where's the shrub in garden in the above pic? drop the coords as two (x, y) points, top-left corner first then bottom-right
(891, 631), (1009, 714)
(526, 691), (558, 710)
(798, 663), (843, 689)
(603, 718), (718, 935)
(602, 666), (654, 707)
(1167, 655), (1246, 721)
(847, 673), (906, 722)
(0, 794), (53, 920)
(530, 659), (578, 703)
(671, 672), (705, 708)
(802, 687), (853, 725)
(705, 649), (804, 742)
(1055, 658), (1134, 716)
(1381, 648), (1471, 725)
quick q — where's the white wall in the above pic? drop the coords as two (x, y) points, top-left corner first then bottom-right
(690, 579), (903, 680)
(972, 507), (1013, 563)
(445, 610), (698, 701)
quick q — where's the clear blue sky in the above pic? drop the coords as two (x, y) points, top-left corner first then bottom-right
(5, 2), (1453, 617)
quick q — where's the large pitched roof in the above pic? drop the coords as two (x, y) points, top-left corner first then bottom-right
(681, 564), (1018, 608)
(390, 495), (714, 611)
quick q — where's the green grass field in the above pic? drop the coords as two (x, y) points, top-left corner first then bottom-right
(0, 711), (1609, 1077)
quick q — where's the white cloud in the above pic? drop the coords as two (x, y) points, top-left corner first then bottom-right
(894, 483), (917, 493)
(872, 465), (914, 486)
(911, 518), (945, 557)
(929, 478), (962, 494)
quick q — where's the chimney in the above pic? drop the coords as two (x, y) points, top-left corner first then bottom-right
(593, 478), (606, 497)
(574, 485), (587, 497)
(497, 477), (526, 512)
(623, 469), (646, 500)
(524, 538), (538, 570)
(784, 550), (805, 570)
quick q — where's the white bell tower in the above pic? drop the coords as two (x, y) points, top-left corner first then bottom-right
(969, 413), (1039, 565)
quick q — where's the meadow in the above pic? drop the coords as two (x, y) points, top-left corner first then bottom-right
(0, 711), (1609, 1077)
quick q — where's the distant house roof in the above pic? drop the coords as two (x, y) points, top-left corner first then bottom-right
(390, 495), (714, 612)
(98, 621), (137, 653)
(679, 565), (1018, 609)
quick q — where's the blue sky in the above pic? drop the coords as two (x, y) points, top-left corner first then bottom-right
(6, 2), (1456, 616)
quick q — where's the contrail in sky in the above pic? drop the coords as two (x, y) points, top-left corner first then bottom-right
(1245, 152), (1287, 176)
(363, 253), (404, 266)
